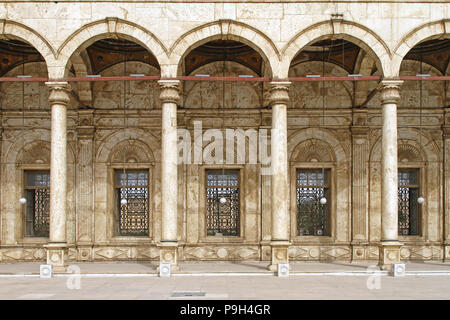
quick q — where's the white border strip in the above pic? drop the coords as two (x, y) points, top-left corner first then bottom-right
(1, 271), (450, 278)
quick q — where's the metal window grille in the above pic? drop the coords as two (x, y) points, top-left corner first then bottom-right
(115, 170), (149, 236)
(24, 171), (50, 237)
(296, 169), (331, 236)
(206, 170), (240, 236)
(398, 169), (421, 236)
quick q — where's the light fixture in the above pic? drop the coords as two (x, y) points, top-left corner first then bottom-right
(19, 197), (27, 204)
(320, 197), (327, 205)
(120, 198), (128, 205)
(219, 197), (227, 204)
(417, 55), (425, 206)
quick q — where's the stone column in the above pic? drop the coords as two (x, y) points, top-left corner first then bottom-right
(158, 80), (180, 270)
(45, 82), (71, 272)
(378, 80), (403, 270)
(268, 81), (291, 271)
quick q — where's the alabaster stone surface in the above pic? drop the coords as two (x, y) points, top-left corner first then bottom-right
(0, 0), (448, 263)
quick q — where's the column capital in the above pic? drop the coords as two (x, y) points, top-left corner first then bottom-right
(158, 79), (180, 104)
(268, 81), (291, 106)
(378, 79), (403, 104)
(45, 81), (71, 106)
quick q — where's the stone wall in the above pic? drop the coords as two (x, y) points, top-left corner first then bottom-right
(0, 0), (448, 262)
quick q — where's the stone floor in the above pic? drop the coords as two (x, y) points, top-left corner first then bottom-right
(0, 261), (449, 299)
(1, 260), (450, 275)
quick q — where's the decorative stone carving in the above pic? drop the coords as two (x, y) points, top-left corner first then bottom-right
(290, 138), (334, 162)
(378, 80), (403, 104)
(183, 246), (259, 260)
(268, 82), (290, 106)
(159, 80), (180, 104)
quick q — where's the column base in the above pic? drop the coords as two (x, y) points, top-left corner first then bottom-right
(268, 241), (291, 271)
(378, 241), (403, 271)
(44, 242), (67, 273)
(158, 242), (179, 271)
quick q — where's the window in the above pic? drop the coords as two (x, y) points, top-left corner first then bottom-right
(115, 170), (149, 236)
(398, 169), (421, 236)
(206, 170), (240, 236)
(24, 171), (50, 237)
(296, 169), (331, 236)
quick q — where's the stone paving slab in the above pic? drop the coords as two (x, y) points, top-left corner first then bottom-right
(0, 261), (450, 275)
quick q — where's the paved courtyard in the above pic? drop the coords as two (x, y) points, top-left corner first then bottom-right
(0, 261), (449, 299)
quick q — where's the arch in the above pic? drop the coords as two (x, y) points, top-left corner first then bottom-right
(392, 19), (450, 76)
(369, 128), (440, 163)
(290, 138), (336, 163)
(288, 128), (348, 163)
(0, 19), (55, 69)
(109, 139), (154, 164)
(282, 20), (391, 78)
(96, 128), (160, 163)
(168, 20), (280, 77)
(4, 129), (75, 164)
(55, 18), (168, 79)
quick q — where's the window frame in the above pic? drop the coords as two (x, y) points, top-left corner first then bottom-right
(397, 166), (424, 238)
(108, 165), (153, 241)
(290, 163), (335, 243)
(22, 169), (51, 239)
(200, 165), (245, 243)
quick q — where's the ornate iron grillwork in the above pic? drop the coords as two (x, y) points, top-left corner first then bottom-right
(115, 170), (149, 236)
(296, 169), (330, 236)
(398, 169), (420, 235)
(25, 171), (50, 237)
(206, 170), (240, 236)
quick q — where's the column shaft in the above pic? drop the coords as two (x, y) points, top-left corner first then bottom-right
(268, 81), (291, 271)
(158, 80), (180, 269)
(45, 82), (71, 271)
(378, 80), (403, 270)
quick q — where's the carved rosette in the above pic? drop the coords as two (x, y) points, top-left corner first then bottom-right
(378, 242), (402, 271)
(268, 241), (290, 271)
(44, 243), (67, 272)
(158, 80), (180, 104)
(378, 80), (403, 105)
(158, 242), (179, 271)
(45, 82), (71, 106)
(268, 81), (291, 106)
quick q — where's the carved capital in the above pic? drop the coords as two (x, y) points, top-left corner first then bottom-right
(46, 82), (71, 106)
(378, 80), (403, 105)
(158, 80), (180, 104)
(268, 81), (291, 106)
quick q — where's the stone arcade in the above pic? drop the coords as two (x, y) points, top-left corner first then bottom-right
(0, 0), (449, 273)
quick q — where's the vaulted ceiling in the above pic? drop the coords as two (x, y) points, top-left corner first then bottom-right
(0, 38), (449, 77)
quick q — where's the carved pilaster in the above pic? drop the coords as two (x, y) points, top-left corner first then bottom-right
(76, 110), (94, 254)
(443, 124), (450, 250)
(351, 110), (369, 249)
